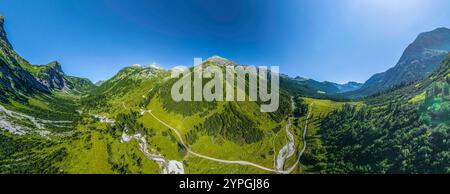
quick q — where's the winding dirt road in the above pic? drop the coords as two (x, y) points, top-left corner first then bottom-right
(145, 103), (313, 174)
(147, 110), (277, 172)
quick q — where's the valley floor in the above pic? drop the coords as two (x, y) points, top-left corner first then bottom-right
(0, 91), (362, 174)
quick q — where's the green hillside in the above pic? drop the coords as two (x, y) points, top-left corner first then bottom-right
(0, 17), (95, 173)
(74, 57), (298, 174)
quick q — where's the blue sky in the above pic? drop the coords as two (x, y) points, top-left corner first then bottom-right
(1, 0), (450, 83)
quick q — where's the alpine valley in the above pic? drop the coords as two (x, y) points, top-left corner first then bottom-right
(0, 16), (449, 174)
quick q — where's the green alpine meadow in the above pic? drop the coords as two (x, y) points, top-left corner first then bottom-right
(0, 1), (449, 175)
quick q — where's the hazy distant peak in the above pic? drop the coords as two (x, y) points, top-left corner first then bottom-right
(205, 56), (236, 67)
(129, 63), (164, 70)
(95, 80), (105, 86)
(149, 63), (164, 70)
(424, 27), (450, 34)
(206, 55), (228, 61)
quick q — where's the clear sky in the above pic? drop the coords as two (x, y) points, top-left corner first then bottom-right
(1, 0), (450, 83)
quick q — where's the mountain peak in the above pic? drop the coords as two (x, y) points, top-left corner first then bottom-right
(429, 27), (450, 33)
(95, 80), (105, 86)
(403, 27), (450, 61)
(351, 27), (450, 97)
(47, 61), (63, 73)
(418, 27), (450, 38)
(205, 56), (236, 66)
(207, 55), (227, 60)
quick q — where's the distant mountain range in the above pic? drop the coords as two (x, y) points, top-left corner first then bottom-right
(1, 14), (447, 102)
(290, 76), (362, 94)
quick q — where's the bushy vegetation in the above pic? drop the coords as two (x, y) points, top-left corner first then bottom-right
(265, 91), (292, 123)
(158, 78), (217, 117)
(106, 143), (131, 174)
(196, 103), (264, 144)
(80, 94), (109, 111)
(419, 81), (450, 127)
(0, 133), (66, 174)
(293, 97), (309, 117)
(108, 111), (151, 137)
(10, 94), (81, 122)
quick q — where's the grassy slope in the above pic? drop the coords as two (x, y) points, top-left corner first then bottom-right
(57, 122), (160, 174)
(142, 95), (284, 174)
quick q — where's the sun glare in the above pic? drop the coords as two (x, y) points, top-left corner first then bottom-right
(345, 0), (427, 15)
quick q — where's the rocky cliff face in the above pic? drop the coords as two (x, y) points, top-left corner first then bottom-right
(31, 61), (96, 92)
(34, 61), (71, 90)
(0, 17), (94, 102)
(0, 17), (50, 102)
(0, 16), (12, 49)
(349, 28), (450, 97)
